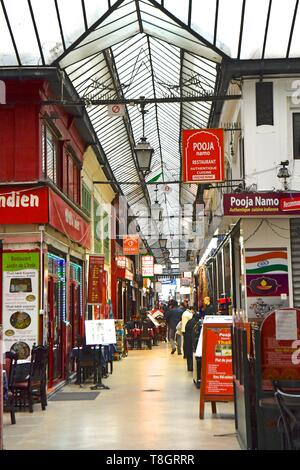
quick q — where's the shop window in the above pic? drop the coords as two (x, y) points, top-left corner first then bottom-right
(42, 123), (59, 185)
(63, 149), (81, 205)
(256, 82), (274, 126)
(82, 183), (92, 216)
(293, 113), (300, 159)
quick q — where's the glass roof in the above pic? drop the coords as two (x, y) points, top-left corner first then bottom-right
(1, 0), (299, 269)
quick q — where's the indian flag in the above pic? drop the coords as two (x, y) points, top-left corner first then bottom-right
(245, 250), (288, 275)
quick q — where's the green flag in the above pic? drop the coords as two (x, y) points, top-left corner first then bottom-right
(147, 172), (162, 184)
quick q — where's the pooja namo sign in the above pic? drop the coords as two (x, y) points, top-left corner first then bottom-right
(182, 129), (224, 183)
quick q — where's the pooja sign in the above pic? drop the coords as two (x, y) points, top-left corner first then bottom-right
(2, 252), (39, 361)
(182, 129), (224, 183)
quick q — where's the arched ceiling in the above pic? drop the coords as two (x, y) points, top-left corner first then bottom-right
(1, 0), (300, 273)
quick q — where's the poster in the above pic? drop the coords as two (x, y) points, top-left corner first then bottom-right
(261, 309), (300, 389)
(85, 320), (117, 345)
(2, 252), (39, 361)
(204, 327), (233, 396)
(245, 249), (289, 319)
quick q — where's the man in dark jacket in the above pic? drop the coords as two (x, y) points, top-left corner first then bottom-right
(165, 300), (184, 354)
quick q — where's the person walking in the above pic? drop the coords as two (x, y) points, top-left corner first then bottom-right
(181, 306), (194, 358)
(165, 300), (184, 355)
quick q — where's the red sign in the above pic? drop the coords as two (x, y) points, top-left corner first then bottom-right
(88, 255), (105, 304)
(261, 309), (300, 390)
(280, 196), (300, 211)
(49, 190), (91, 249)
(0, 186), (48, 224)
(182, 129), (224, 183)
(142, 256), (154, 277)
(123, 235), (139, 255)
(116, 256), (126, 268)
(224, 192), (300, 216)
(204, 327), (233, 395)
(200, 323), (233, 419)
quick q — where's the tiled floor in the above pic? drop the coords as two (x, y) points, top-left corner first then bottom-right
(3, 343), (240, 450)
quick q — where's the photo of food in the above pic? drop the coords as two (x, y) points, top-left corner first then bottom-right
(5, 329), (15, 337)
(10, 341), (30, 360)
(9, 277), (32, 293)
(26, 294), (36, 302)
(10, 311), (31, 329)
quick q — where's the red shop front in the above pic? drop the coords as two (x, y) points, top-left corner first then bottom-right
(0, 184), (90, 389)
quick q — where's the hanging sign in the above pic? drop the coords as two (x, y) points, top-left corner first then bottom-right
(199, 321), (234, 419)
(2, 252), (40, 361)
(142, 256), (154, 277)
(123, 235), (139, 255)
(182, 129), (224, 183)
(87, 255), (105, 304)
(116, 256), (126, 268)
(107, 104), (125, 116)
(162, 185), (172, 194)
(154, 264), (163, 275)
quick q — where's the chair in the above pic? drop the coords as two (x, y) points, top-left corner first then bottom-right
(13, 344), (48, 413)
(4, 351), (18, 424)
(273, 380), (300, 450)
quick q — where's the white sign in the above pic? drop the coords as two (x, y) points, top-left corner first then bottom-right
(155, 281), (162, 293)
(2, 252), (39, 362)
(184, 272), (192, 278)
(142, 256), (154, 277)
(154, 264), (163, 275)
(107, 104), (125, 116)
(85, 319), (117, 345)
(275, 309), (298, 341)
(195, 315), (232, 358)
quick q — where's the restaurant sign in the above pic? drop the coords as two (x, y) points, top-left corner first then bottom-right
(0, 186), (48, 224)
(224, 192), (300, 216)
(182, 129), (224, 183)
(49, 190), (91, 249)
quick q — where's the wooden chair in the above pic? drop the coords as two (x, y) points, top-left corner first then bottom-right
(4, 351), (18, 424)
(13, 345), (48, 413)
(273, 380), (300, 450)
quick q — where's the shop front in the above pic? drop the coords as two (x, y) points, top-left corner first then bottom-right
(0, 184), (90, 389)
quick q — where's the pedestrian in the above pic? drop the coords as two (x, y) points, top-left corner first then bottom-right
(181, 306), (194, 358)
(164, 300), (184, 355)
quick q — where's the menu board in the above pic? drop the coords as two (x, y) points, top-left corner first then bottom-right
(260, 308), (300, 389)
(85, 320), (117, 345)
(199, 320), (234, 419)
(2, 252), (39, 361)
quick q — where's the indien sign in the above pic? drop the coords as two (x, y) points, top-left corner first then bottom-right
(0, 186), (48, 224)
(182, 129), (224, 183)
(224, 193), (300, 216)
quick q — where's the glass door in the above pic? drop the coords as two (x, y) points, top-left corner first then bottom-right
(48, 276), (63, 387)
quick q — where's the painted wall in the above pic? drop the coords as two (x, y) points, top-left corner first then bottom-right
(82, 145), (115, 303)
(242, 78), (300, 191)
